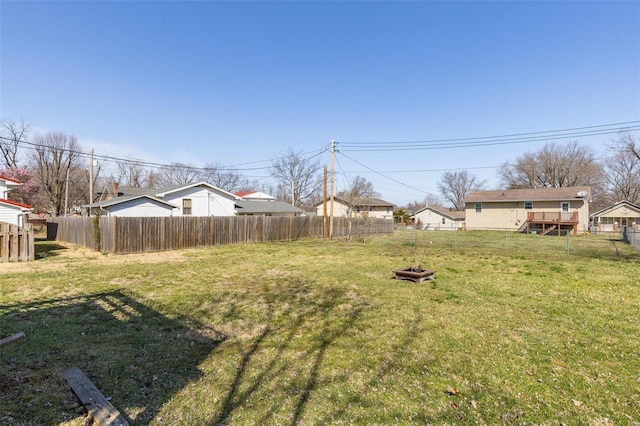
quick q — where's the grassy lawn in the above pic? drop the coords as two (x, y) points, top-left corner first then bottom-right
(1, 231), (639, 425)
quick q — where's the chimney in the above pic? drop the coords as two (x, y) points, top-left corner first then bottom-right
(113, 182), (119, 199)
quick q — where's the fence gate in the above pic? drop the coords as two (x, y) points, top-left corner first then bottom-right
(0, 221), (35, 262)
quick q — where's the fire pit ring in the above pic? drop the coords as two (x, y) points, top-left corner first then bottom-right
(394, 267), (435, 283)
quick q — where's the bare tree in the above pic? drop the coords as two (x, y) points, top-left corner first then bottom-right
(603, 132), (640, 204)
(404, 194), (443, 212)
(499, 141), (603, 189)
(199, 162), (247, 192)
(269, 148), (322, 206)
(110, 156), (156, 188)
(335, 175), (380, 217)
(425, 193), (443, 208)
(158, 162), (200, 187)
(603, 152), (640, 204)
(0, 118), (30, 168)
(338, 175), (379, 199)
(614, 130), (640, 162)
(30, 132), (84, 216)
(438, 170), (486, 211)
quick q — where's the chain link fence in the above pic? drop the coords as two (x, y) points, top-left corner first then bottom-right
(388, 226), (638, 260)
(626, 229), (640, 252)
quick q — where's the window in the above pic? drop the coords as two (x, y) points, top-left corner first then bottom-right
(475, 203), (482, 213)
(524, 202), (533, 210)
(182, 198), (192, 215)
(442, 217), (446, 225)
(561, 202), (570, 212)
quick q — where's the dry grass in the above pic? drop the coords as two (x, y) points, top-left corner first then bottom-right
(1, 232), (639, 425)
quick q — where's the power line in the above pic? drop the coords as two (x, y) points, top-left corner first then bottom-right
(337, 151), (431, 196)
(0, 135), (330, 173)
(338, 122), (640, 151)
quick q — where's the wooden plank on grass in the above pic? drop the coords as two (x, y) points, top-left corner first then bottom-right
(0, 331), (25, 347)
(64, 367), (129, 426)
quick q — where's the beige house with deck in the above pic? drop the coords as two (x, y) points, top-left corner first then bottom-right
(464, 186), (592, 235)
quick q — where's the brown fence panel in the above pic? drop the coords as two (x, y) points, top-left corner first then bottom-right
(48, 215), (394, 254)
(48, 217), (98, 250)
(0, 221), (35, 262)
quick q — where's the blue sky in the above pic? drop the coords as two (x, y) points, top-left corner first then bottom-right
(1, 1), (639, 206)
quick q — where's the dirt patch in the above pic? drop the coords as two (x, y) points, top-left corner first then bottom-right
(1, 243), (193, 273)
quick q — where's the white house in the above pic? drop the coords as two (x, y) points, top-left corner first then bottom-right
(1, 175), (22, 199)
(87, 182), (240, 217)
(153, 182), (239, 217)
(316, 197), (395, 220)
(0, 175), (33, 226)
(412, 206), (465, 230)
(590, 200), (640, 233)
(0, 199), (33, 226)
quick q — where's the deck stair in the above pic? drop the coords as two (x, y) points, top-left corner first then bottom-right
(540, 224), (558, 236)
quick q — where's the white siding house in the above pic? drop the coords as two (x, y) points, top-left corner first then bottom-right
(155, 182), (238, 217)
(412, 206), (465, 230)
(0, 199), (32, 226)
(0, 176), (33, 226)
(0, 175), (21, 199)
(591, 200), (640, 233)
(86, 195), (177, 217)
(86, 182), (241, 217)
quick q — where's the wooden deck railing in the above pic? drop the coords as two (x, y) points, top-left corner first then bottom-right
(527, 211), (578, 223)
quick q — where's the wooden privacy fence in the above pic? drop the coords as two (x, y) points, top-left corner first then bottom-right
(48, 216), (394, 254)
(0, 221), (35, 262)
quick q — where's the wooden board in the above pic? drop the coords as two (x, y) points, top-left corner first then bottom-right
(0, 331), (25, 347)
(64, 367), (129, 426)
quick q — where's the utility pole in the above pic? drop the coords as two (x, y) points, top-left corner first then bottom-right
(64, 167), (70, 217)
(323, 165), (328, 238)
(330, 139), (335, 239)
(89, 149), (94, 206)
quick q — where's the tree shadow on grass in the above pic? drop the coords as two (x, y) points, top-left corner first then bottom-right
(0, 290), (225, 425)
(34, 238), (68, 259)
(204, 279), (366, 426)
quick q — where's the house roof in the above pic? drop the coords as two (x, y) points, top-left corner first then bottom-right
(0, 198), (33, 210)
(413, 205), (465, 220)
(590, 200), (640, 218)
(117, 187), (154, 197)
(154, 182), (239, 200)
(235, 200), (304, 214)
(103, 182), (240, 200)
(83, 195), (178, 209)
(328, 196), (395, 207)
(0, 175), (22, 186)
(235, 190), (276, 201)
(464, 186), (592, 203)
